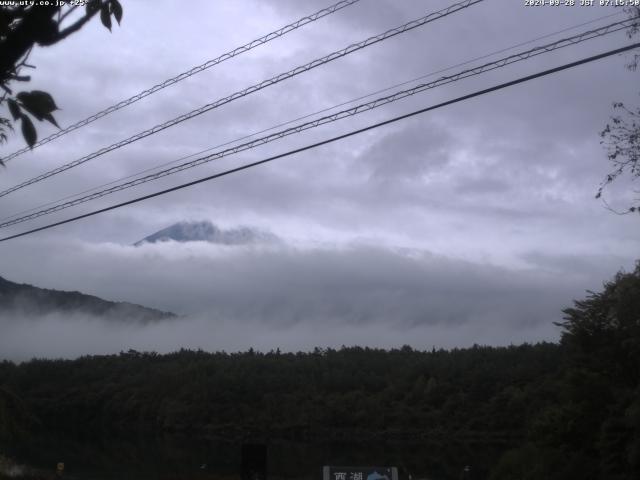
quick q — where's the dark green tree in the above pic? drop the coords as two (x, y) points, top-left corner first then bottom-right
(0, 0), (123, 162)
(558, 261), (640, 383)
(492, 263), (640, 479)
(558, 262), (640, 477)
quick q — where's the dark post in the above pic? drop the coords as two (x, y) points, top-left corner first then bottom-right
(241, 443), (267, 480)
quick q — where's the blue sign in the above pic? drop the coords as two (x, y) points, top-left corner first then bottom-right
(323, 466), (398, 480)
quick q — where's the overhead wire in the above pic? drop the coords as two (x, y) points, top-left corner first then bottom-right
(1, 41), (638, 243)
(0, 9), (625, 224)
(0, 16), (635, 229)
(0, 0), (362, 163)
(1, 7), (624, 225)
(0, 0), (485, 199)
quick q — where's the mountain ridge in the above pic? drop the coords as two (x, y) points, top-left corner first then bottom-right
(0, 276), (175, 322)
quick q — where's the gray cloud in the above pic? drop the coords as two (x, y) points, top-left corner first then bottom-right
(1, 235), (626, 361)
(358, 120), (453, 180)
(0, 0), (638, 359)
(0, 307), (557, 363)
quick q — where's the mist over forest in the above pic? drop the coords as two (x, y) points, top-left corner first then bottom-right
(1, 260), (639, 479)
(1, 0), (640, 478)
(0, 235), (606, 361)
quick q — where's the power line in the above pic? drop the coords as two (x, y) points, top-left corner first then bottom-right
(1, 9), (624, 224)
(0, 0), (484, 199)
(1, 0), (362, 163)
(2, 12), (625, 227)
(0, 16), (633, 229)
(2, 10), (627, 223)
(1, 42), (637, 244)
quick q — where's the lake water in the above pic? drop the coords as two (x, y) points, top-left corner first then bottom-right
(2, 433), (506, 480)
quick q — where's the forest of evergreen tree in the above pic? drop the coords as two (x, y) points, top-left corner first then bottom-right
(1, 263), (639, 479)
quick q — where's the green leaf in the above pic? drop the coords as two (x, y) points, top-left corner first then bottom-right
(21, 115), (37, 148)
(86, 0), (101, 15)
(31, 90), (58, 112)
(110, 0), (123, 25)
(100, 3), (112, 31)
(17, 90), (58, 121)
(42, 112), (60, 129)
(7, 98), (21, 120)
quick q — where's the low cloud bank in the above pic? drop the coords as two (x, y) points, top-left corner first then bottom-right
(0, 309), (558, 363)
(0, 238), (620, 361)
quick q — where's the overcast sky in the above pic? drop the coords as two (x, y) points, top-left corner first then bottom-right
(0, 0), (638, 359)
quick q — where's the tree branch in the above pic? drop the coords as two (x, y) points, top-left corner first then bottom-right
(43, 6), (100, 45)
(57, 5), (79, 26)
(0, 6), (58, 83)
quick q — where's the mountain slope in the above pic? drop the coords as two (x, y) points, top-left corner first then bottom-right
(134, 221), (280, 246)
(0, 276), (175, 322)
